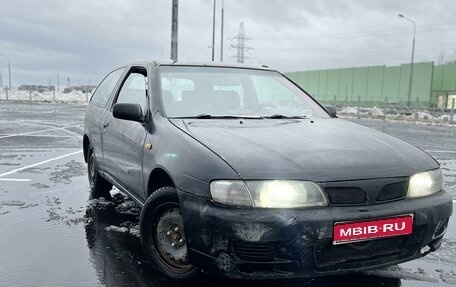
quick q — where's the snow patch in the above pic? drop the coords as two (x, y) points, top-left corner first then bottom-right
(338, 106), (456, 126)
(0, 89), (90, 103)
(88, 197), (114, 208)
(371, 106), (385, 117)
(339, 107), (358, 114)
(364, 265), (439, 283)
(105, 225), (129, 233)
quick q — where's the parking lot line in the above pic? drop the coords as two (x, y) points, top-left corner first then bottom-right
(0, 125), (80, 139)
(0, 150), (83, 178)
(0, 178), (31, 182)
(0, 134), (73, 138)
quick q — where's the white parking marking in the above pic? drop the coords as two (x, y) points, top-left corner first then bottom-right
(453, 199), (456, 204)
(0, 134), (72, 138)
(425, 150), (456, 153)
(0, 150), (82, 178)
(0, 125), (80, 139)
(0, 178), (31, 182)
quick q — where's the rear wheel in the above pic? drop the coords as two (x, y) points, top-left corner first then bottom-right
(87, 148), (112, 198)
(140, 187), (199, 280)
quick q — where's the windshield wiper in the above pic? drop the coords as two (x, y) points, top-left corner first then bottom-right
(265, 114), (309, 119)
(195, 113), (212, 119)
(171, 114), (263, 119)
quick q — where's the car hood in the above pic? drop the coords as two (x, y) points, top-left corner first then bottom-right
(170, 118), (438, 182)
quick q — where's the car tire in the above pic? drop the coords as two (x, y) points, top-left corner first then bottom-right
(87, 148), (112, 198)
(140, 187), (200, 280)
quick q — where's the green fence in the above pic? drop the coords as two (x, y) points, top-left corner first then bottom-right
(286, 62), (456, 108)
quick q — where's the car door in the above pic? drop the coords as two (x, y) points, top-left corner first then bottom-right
(101, 66), (149, 194)
(85, 68), (125, 170)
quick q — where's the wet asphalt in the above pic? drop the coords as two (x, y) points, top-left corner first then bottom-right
(0, 102), (455, 287)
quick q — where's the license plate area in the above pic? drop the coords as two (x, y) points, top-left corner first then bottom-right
(333, 214), (413, 245)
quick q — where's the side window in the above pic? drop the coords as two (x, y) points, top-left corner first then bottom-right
(115, 71), (148, 112)
(91, 68), (125, 107)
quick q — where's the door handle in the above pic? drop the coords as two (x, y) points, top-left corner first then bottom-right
(103, 122), (110, 128)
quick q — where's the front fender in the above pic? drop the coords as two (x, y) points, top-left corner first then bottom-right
(142, 115), (241, 199)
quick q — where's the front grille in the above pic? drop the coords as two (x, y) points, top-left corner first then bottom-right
(376, 181), (408, 202)
(314, 226), (425, 271)
(325, 187), (366, 205)
(233, 241), (275, 262)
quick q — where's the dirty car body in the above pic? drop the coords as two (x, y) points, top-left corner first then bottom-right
(83, 61), (453, 279)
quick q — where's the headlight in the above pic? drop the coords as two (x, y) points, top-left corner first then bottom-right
(209, 180), (253, 207)
(210, 180), (327, 208)
(407, 169), (443, 198)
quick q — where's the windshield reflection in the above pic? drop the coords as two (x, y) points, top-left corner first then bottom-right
(160, 66), (330, 119)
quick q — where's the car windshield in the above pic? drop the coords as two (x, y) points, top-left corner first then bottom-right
(159, 66), (330, 119)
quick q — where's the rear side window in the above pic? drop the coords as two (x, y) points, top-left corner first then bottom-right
(90, 68), (125, 107)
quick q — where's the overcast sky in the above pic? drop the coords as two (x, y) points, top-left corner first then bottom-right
(0, 0), (455, 86)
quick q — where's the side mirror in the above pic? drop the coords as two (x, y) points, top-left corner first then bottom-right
(113, 103), (144, 122)
(325, 105), (337, 116)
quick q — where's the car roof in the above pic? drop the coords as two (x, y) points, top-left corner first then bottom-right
(123, 60), (275, 72)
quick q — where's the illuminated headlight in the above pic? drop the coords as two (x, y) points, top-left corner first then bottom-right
(407, 169), (443, 198)
(210, 180), (327, 208)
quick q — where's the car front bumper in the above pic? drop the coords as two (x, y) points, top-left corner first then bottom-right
(178, 190), (453, 279)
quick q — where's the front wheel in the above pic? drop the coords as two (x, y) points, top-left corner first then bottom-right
(139, 187), (199, 280)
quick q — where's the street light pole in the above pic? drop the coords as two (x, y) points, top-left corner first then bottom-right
(220, 0), (224, 62)
(171, 0), (178, 62)
(211, 0), (216, 61)
(398, 14), (416, 107)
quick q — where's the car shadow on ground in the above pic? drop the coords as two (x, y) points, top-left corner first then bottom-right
(83, 191), (402, 287)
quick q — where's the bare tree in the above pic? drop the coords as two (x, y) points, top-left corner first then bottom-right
(437, 49), (456, 64)
(437, 50), (446, 65)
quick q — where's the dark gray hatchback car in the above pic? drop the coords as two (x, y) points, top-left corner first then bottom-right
(83, 61), (452, 280)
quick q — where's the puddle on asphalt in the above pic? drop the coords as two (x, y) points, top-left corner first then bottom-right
(31, 182), (50, 189)
(49, 160), (85, 184)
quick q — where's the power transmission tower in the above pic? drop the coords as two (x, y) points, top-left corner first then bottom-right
(230, 22), (251, 64)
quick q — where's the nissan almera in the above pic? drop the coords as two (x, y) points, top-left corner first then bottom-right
(83, 61), (452, 280)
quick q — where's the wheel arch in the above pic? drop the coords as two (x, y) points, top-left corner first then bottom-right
(147, 167), (175, 197)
